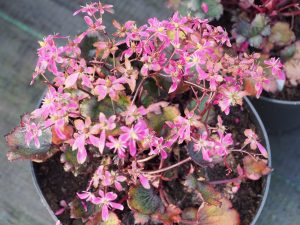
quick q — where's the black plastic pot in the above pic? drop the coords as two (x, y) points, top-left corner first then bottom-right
(30, 97), (271, 225)
(251, 96), (300, 134)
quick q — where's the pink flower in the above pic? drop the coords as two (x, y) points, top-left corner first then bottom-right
(93, 191), (124, 221)
(201, 3), (209, 13)
(149, 137), (169, 159)
(264, 58), (285, 80)
(217, 86), (247, 115)
(32, 34), (66, 80)
(72, 117), (102, 163)
(93, 76), (126, 101)
(129, 162), (150, 189)
(74, 2), (113, 16)
(64, 59), (94, 88)
(73, 3), (98, 16)
(90, 113), (116, 154)
(77, 191), (98, 203)
(193, 132), (213, 162)
(120, 105), (147, 125)
(106, 136), (127, 158)
(24, 121), (43, 148)
(84, 16), (106, 34)
(120, 120), (148, 157)
(244, 129), (268, 158)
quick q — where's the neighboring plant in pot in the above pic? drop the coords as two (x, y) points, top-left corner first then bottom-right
(5, 2), (282, 225)
(167, 0), (300, 132)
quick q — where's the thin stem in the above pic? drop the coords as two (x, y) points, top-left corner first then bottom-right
(137, 154), (157, 163)
(78, 87), (93, 97)
(131, 77), (146, 105)
(184, 80), (210, 92)
(142, 157), (191, 175)
(209, 176), (242, 185)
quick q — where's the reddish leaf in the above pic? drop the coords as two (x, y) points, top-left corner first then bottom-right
(243, 156), (272, 180)
(152, 204), (182, 225)
(197, 197), (240, 225)
(133, 212), (150, 225)
(87, 211), (121, 225)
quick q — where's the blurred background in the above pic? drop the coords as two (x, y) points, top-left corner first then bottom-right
(0, 1), (299, 225)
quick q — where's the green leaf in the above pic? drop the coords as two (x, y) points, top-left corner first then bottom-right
(69, 198), (94, 219)
(146, 105), (180, 133)
(269, 22), (295, 47)
(5, 114), (57, 162)
(127, 185), (162, 215)
(79, 33), (101, 61)
(187, 0), (223, 21)
(249, 35), (263, 48)
(183, 175), (222, 206)
(80, 95), (131, 119)
(141, 78), (160, 107)
(87, 211), (121, 225)
(180, 207), (198, 225)
(186, 96), (215, 123)
(280, 44), (296, 61)
(250, 14), (270, 37)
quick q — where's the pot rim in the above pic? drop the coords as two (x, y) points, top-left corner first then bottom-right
(30, 97), (272, 225)
(244, 97), (271, 225)
(259, 95), (300, 105)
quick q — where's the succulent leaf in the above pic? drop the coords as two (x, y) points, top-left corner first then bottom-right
(243, 156), (272, 180)
(197, 197), (240, 225)
(284, 41), (300, 86)
(87, 211), (121, 225)
(146, 105), (180, 133)
(152, 204), (182, 225)
(269, 22), (295, 47)
(127, 185), (162, 215)
(183, 175), (222, 206)
(5, 114), (57, 162)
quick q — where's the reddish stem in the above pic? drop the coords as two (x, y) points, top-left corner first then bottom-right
(142, 157), (192, 175)
(209, 176), (242, 185)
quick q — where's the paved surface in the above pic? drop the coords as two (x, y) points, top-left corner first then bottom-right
(0, 1), (299, 225)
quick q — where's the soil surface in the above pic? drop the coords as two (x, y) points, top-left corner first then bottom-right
(33, 103), (267, 225)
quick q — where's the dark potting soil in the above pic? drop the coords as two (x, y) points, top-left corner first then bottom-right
(263, 83), (300, 101)
(33, 104), (266, 225)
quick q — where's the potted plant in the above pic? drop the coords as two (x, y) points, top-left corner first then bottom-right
(167, 0), (300, 133)
(5, 2), (282, 225)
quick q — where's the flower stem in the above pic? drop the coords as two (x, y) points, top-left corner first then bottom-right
(209, 176), (242, 185)
(142, 157), (191, 175)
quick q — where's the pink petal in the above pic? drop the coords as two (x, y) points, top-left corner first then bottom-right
(101, 205), (109, 221)
(74, 119), (85, 131)
(99, 130), (106, 154)
(55, 119), (66, 139)
(139, 174), (150, 189)
(95, 85), (107, 101)
(77, 192), (90, 200)
(65, 73), (79, 88)
(110, 202), (124, 210)
(84, 16), (94, 27)
(89, 135), (100, 147)
(106, 192), (117, 201)
(257, 142), (268, 158)
(77, 147), (87, 164)
(129, 139), (136, 157)
(201, 3), (209, 13)
(54, 208), (65, 216)
(114, 182), (123, 192)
